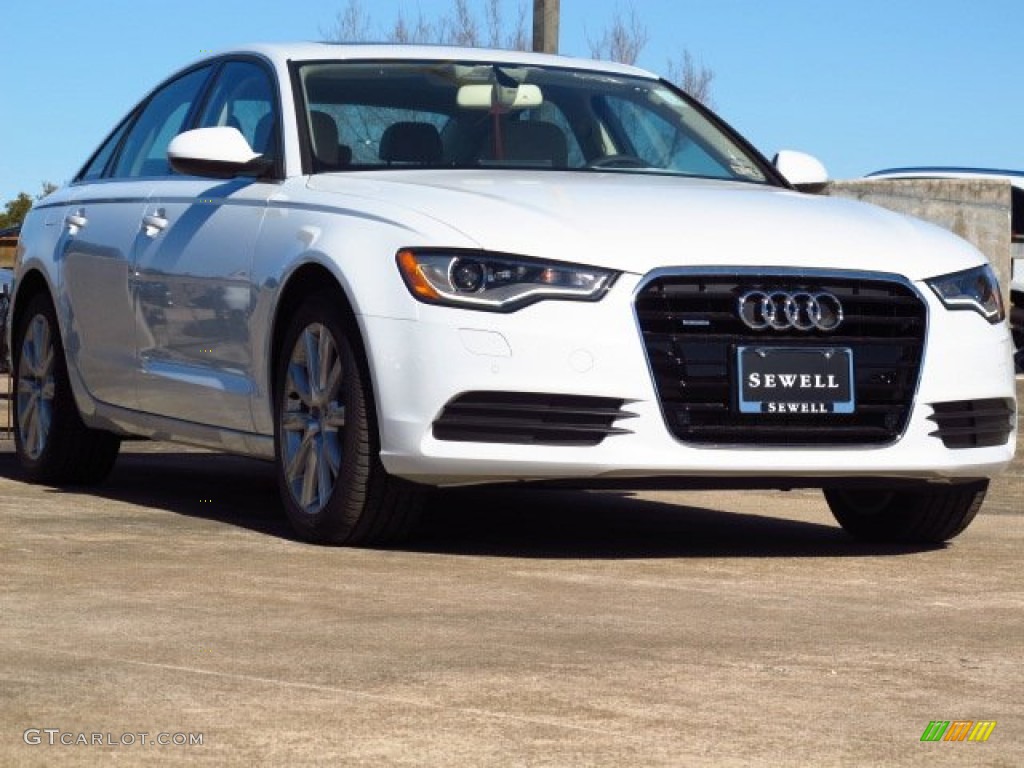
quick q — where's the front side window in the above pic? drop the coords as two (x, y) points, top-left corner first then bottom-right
(295, 60), (770, 183)
(198, 60), (278, 158)
(112, 66), (213, 179)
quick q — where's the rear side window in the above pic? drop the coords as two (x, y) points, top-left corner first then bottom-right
(111, 66), (213, 179)
(79, 118), (133, 182)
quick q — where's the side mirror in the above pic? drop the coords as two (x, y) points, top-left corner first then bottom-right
(167, 127), (270, 179)
(773, 150), (829, 192)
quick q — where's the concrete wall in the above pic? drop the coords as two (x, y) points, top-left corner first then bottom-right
(824, 178), (1013, 302)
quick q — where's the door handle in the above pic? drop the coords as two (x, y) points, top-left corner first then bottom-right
(64, 211), (88, 234)
(141, 212), (169, 237)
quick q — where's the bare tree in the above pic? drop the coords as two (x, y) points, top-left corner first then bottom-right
(586, 4), (648, 66)
(322, 1), (711, 103)
(322, 0), (527, 50)
(391, 8), (435, 44)
(320, 0), (372, 42)
(588, 4), (714, 106)
(439, 0), (481, 47)
(486, 0), (529, 50)
(506, 3), (530, 52)
(667, 50), (715, 107)
(485, 0), (504, 47)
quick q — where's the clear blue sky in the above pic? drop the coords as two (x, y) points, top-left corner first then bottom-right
(1, 0), (1022, 203)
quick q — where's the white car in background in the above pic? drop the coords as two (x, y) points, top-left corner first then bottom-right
(866, 166), (1024, 369)
(8, 44), (1017, 546)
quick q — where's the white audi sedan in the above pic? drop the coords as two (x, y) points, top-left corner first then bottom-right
(9, 44), (1017, 545)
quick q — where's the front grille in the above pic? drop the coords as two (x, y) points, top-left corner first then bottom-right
(635, 273), (927, 445)
(433, 392), (636, 445)
(928, 398), (1015, 449)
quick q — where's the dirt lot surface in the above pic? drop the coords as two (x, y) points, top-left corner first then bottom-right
(1, 379), (1021, 767)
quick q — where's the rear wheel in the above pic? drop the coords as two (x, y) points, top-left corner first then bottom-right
(824, 481), (988, 544)
(273, 292), (422, 545)
(12, 292), (121, 484)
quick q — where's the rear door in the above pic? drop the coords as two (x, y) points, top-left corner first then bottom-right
(61, 65), (214, 410)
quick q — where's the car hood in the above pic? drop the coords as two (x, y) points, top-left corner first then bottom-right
(306, 170), (983, 280)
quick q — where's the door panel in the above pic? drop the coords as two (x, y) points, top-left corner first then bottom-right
(133, 178), (271, 430)
(61, 181), (153, 408)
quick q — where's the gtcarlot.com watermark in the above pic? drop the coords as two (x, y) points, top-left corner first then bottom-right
(24, 729), (203, 748)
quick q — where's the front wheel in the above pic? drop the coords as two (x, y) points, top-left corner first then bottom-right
(12, 292), (121, 484)
(824, 480), (988, 544)
(273, 292), (422, 545)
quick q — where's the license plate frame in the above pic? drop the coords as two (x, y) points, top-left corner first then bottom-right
(736, 346), (855, 415)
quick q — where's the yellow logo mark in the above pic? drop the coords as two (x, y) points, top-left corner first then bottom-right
(968, 721), (996, 742)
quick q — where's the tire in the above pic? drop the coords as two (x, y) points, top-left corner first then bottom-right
(12, 292), (121, 484)
(273, 291), (422, 545)
(824, 480), (988, 544)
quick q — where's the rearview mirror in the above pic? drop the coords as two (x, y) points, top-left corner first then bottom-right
(457, 83), (543, 110)
(167, 126), (270, 179)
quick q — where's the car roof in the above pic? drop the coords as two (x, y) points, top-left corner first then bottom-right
(191, 42), (657, 79)
(867, 167), (1024, 188)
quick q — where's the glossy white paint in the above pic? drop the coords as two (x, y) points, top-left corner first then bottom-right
(867, 167), (1024, 295)
(9, 44), (1017, 487)
(305, 170), (987, 281)
(773, 149), (829, 188)
(167, 126), (261, 168)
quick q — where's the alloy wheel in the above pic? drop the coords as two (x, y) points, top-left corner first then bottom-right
(17, 314), (56, 460)
(280, 322), (346, 515)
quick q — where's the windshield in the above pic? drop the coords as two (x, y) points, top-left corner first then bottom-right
(296, 60), (770, 183)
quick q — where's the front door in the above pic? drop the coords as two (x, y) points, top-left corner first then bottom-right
(132, 59), (280, 431)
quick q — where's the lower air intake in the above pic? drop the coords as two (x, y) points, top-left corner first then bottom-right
(927, 398), (1015, 449)
(433, 392), (635, 446)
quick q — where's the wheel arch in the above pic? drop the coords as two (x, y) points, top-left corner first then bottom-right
(10, 269), (54, 343)
(269, 263), (378, 432)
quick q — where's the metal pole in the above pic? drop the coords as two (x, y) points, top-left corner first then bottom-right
(532, 0), (560, 54)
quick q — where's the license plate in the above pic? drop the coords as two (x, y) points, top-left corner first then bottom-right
(736, 347), (855, 414)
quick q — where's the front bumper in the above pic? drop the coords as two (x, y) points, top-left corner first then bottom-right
(363, 272), (1017, 487)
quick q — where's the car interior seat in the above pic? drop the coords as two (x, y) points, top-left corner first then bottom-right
(379, 122), (444, 165)
(480, 120), (568, 168)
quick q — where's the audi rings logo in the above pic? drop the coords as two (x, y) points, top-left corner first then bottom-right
(737, 291), (844, 331)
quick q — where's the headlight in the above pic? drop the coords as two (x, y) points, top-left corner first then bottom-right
(396, 250), (618, 312)
(926, 264), (1004, 323)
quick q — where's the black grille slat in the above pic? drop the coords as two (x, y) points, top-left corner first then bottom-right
(927, 398), (1015, 449)
(433, 392), (634, 446)
(636, 274), (927, 446)
(444, 402), (628, 420)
